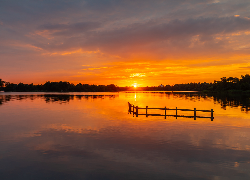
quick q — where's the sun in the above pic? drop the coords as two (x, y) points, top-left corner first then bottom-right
(134, 84), (137, 88)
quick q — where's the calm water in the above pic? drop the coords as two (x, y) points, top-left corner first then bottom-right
(0, 92), (250, 180)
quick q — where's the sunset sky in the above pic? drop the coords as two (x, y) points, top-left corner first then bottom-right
(1, 0), (250, 86)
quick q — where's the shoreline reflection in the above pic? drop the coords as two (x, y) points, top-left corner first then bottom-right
(1, 92), (249, 113)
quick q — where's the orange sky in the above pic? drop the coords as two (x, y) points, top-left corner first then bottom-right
(1, 1), (250, 86)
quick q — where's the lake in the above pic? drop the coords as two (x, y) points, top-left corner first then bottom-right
(0, 92), (250, 180)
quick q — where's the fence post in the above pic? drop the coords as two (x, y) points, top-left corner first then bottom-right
(194, 108), (196, 120)
(128, 102), (131, 114)
(133, 105), (135, 116)
(136, 106), (138, 117)
(165, 106), (166, 119)
(146, 106), (148, 117)
(176, 107), (177, 119)
(211, 109), (213, 121)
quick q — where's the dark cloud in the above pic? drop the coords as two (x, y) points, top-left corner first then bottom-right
(1, 0), (250, 54)
(84, 16), (250, 46)
(38, 22), (102, 36)
(34, 16), (250, 57)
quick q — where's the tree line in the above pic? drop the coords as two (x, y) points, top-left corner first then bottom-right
(0, 74), (250, 92)
(0, 80), (118, 92)
(122, 74), (250, 92)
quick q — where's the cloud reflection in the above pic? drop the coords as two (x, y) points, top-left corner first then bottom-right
(2, 125), (250, 180)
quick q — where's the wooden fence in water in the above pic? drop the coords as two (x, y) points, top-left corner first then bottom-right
(128, 102), (214, 121)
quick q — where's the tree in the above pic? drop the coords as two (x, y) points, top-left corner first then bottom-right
(0, 79), (5, 90)
(241, 74), (250, 83)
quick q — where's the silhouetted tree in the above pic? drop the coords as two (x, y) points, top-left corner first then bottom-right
(0, 79), (5, 90)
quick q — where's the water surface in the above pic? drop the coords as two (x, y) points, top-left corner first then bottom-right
(0, 92), (250, 180)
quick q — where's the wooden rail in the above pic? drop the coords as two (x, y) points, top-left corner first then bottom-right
(128, 102), (214, 121)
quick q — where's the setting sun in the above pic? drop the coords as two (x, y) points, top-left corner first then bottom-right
(134, 84), (137, 88)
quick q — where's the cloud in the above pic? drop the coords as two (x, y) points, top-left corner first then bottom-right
(2, 0), (250, 56)
(32, 16), (250, 60)
(38, 21), (102, 36)
(1, 0), (250, 84)
(240, 66), (250, 69)
(83, 16), (250, 48)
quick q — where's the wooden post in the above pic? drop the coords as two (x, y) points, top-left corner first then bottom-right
(176, 107), (177, 119)
(146, 106), (148, 117)
(165, 106), (166, 119)
(194, 108), (196, 120)
(133, 105), (135, 116)
(130, 103), (132, 114)
(131, 104), (133, 114)
(128, 102), (131, 114)
(136, 106), (138, 117)
(211, 109), (213, 121)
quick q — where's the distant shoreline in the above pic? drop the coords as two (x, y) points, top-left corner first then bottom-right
(1, 90), (250, 94)
(1, 74), (250, 92)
